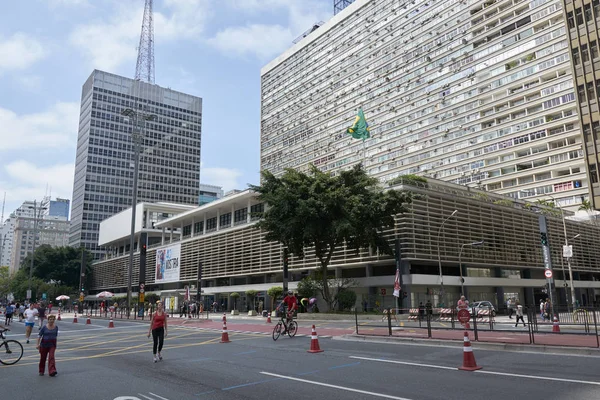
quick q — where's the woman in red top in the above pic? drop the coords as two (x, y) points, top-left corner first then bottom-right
(147, 301), (168, 363)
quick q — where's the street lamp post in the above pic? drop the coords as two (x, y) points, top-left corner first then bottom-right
(566, 233), (580, 309)
(437, 209), (458, 303)
(122, 105), (156, 315)
(459, 240), (484, 296)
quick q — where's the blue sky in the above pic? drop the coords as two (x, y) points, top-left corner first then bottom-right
(0, 0), (333, 216)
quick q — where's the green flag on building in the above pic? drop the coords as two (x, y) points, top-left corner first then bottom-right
(346, 108), (370, 141)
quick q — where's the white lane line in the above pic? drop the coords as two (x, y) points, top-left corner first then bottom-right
(350, 356), (600, 386)
(350, 356), (456, 371)
(260, 372), (414, 400)
(148, 392), (170, 400)
(475, 370), (600, 386)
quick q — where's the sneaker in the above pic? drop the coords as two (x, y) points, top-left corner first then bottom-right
(26, 339), (29, 344)
(39, 373), (44, 376)
(153, 356), (158, 363)
(50, 372), (57, 377)
(158, 353), (163, 361)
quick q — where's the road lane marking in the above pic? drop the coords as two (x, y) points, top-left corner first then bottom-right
(475, 370), (600, 386)
(222, 378), (281, 391)
(350, 356), (455, 371)
(328, 362), (361, 370)
(350, 356), (600, 386)
(260, 372), (414, 399)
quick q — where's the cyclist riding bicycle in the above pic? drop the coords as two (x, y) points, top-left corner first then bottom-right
(277, 291), (298, 329)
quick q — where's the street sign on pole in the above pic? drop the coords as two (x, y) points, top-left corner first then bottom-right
(457, 309), (470, 323)
(562, 245), (573, 258)
(545, 269), (553, 279)
(26, 290), (31, 300)
(380, 288), (387, 296)
(42, 293), (47, 300)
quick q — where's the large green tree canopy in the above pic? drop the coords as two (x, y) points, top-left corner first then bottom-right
(250, 164), (412, 310)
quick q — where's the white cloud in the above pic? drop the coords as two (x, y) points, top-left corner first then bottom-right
(0, 33), (46, 72)
(17, 75), (43, 91)
(207, 24), (295, 60)
(69, 0), (211, 71)
(201, 166), (243, 192)
(208, 0), (331, 60)
(0, 102), (80, 151)
(1, 161), (75, 206)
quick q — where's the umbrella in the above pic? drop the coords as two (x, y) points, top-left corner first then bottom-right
(56, 295), (70, 301)
(96, 291), (114, 298)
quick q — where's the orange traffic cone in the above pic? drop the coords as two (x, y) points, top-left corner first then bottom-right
(552, 315), (560, 333)
(108, 319), (114, 328)
(266, 312), (272, 324)
(73, 313), (78, 323)
(57, 310), (62, 321)
(307, 325), (324, 353)
(220, 314), (231, 343)
(86, 315), (92, 325)
(458, 331), (481, 371)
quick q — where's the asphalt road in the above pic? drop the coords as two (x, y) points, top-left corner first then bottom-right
(1, 318), (599, 400)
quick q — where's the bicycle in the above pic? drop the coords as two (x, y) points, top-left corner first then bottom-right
(272, 310), (298, 341)
(0, 328), (24, 365)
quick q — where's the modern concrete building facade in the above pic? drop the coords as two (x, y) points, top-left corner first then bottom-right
(198, 183), (223, 205)
(69, 70), (202, 259)
(89, 180), (600, 310)
(564, 0), (600, 207)
(260, 0), (600, 211)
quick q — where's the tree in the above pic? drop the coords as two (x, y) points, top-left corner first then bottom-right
(245, 290), (258, 312)
(0, 266), (10, 300)
(579, 199), (593, 212)
(297, 276), (318, 299)
(267, 286), (283, 312)
(388, 174), (428, 187)
(336, 289), (357, 311)
(230, 292), (240, 310)
(251, 164), (412, 311)
(21, 245), (93, 288)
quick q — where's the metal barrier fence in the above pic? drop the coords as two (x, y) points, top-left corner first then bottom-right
(82, 304), (212, 321)
(355, 306), (600, 348)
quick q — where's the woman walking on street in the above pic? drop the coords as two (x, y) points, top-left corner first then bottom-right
(37, 314), (58, 376)
(148, 301), (168, 363)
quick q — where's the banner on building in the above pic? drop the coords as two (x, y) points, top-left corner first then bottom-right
(155, 243), (181, 283)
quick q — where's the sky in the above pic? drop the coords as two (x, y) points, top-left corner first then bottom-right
(0, 0), (333, 218)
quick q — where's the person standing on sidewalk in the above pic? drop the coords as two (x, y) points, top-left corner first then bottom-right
(507, 298), (514, 319)
(514, 302), (526, 327)
(148, 301), (168, 363)
(37, 314), (59, 377)
(24, 304), (39, 344)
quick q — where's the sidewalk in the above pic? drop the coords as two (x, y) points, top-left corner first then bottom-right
(336, 333), (600, 356)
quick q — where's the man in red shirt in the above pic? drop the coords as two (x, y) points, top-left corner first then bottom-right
(278, 291), (298, 326)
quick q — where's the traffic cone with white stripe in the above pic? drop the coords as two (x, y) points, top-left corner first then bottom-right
(307, 325), (324, 353)
(73, 313), (78, 323)
(552, 315), (560, 333)
(57, 310), (61, 321)
(266, 312), (271, 323)
(458, 331), (481, 371)
(220, 313), (231, 343)
(86, 314), (92, 325)
(108, 318), (114, 328)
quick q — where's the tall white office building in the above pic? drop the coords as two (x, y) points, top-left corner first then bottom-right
(69, 70), (202, 259)
(261, 0), (599, 211)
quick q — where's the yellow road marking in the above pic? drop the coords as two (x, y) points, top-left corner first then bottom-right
(2, 334), (260, 368)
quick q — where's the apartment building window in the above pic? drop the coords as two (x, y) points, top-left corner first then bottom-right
(566, 11), (575, 29)
(554, 182), (573, 192)
(206, 217), (217, 231)
(572, 48), (581, 65)
(234, 208), (247, 223)
(183, 225), (191, 237)
(584, 4), (593, 22)
(581, 44), (590, 63)
(590, 164), (599, 184)
(576, 8), (584, 25)
(591, 41), (599, 60)
(578, 84), (586, 101)
(587, 82), (595, 102)
(194, 221), (203, 233)
(219, 213), (231, 227)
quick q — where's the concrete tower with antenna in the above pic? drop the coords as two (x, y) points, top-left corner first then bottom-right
(135, 0), (155, 84)
(334, 0), (355, 15)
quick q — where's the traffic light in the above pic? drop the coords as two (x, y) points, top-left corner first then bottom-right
(540, 232), (548, 246)
(141, 244), (147, 256)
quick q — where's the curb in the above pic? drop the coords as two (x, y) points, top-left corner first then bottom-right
(334, 334), (600, 356)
